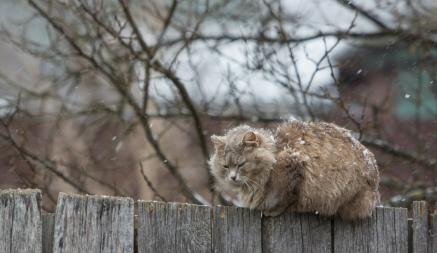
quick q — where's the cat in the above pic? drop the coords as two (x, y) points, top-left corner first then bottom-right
(209, 120), (380, 220)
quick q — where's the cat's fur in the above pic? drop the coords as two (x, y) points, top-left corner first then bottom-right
(209, 120), (380, 220)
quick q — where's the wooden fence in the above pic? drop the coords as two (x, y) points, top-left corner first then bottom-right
(0, 189), (436, 253)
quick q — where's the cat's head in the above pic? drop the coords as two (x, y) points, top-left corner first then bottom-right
(209, 125), (276, 189)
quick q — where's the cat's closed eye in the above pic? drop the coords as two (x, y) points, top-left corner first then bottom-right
(238, 161), (246, 168)
(224, 165), (229, 169)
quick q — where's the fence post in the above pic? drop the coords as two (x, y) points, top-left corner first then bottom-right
(0, 189), (42, 253)
(411, 201), (429, 253)
(212, 205), (262, 253)
(333, 207), (408, 253)
(430, 204), (437, 253)
(0, 189), (434, 252)
(262, 212), (332, 253)
(137, 201), (212, 253)
(52, 192), (134, 253)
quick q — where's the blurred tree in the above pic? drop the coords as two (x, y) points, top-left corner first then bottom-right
(0, 0), (436, 210)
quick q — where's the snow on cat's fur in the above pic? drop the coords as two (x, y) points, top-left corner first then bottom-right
(209, 121), (380, 220)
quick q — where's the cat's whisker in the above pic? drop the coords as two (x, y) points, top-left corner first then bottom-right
(245, 177), (261, 188)
(243, 181), (252, 192)
(241, 178), (257, 193)
(242, 176), (262, 191)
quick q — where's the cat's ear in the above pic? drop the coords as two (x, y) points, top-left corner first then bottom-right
(211, 135), (225, 151)
(242, 131), (261, 147)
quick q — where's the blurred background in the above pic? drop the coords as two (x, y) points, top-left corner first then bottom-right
(0, 0), (436, 211)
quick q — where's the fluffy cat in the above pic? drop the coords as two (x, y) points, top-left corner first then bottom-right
(209, 120), (380, 220)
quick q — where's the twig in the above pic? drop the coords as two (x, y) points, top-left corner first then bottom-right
(336, 0), (388, 30)
(139, 163), (167, 202)
(27, 0), (204, 204)
(0, 129), (90, 194)
(118, 0), (211, 181)
(361, 137), (437, 170)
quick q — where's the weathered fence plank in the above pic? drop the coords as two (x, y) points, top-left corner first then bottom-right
(1, 189), (435, 253)
(333, 212), (376, 253)
(429, 206), (436, 253)
(42, 213), (55, 253)
(212, 205), (262, 253)
(52, 192), (134, 253)
(137, 201), (211, 253)
(0, 189), (42, 253)
(394, 207), (409, 253)
(333, 207), (408, 253)
(411, 201), (429, 253)
(262, 212), (332, 253)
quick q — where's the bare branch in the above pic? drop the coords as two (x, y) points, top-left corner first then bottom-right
(139, 163), (167, 202)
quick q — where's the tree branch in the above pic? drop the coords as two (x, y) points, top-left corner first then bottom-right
(336, 0), (388, 30)
(28, 0), (204, 204)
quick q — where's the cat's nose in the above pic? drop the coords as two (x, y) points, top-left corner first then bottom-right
(230, 175), (237, 181)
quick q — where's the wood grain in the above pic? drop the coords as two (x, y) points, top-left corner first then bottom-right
(263, 212), (332, 253)
(430, 208), (437, 253)
(52, 192), (134, 253)
(1, 189), (435, 252)
(411, 201), (429, 253)
(334, 207), (408, 253)
(137, 201), (211, 253)
(212, 205), (262, 253)
(0, 189), (42, 253)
